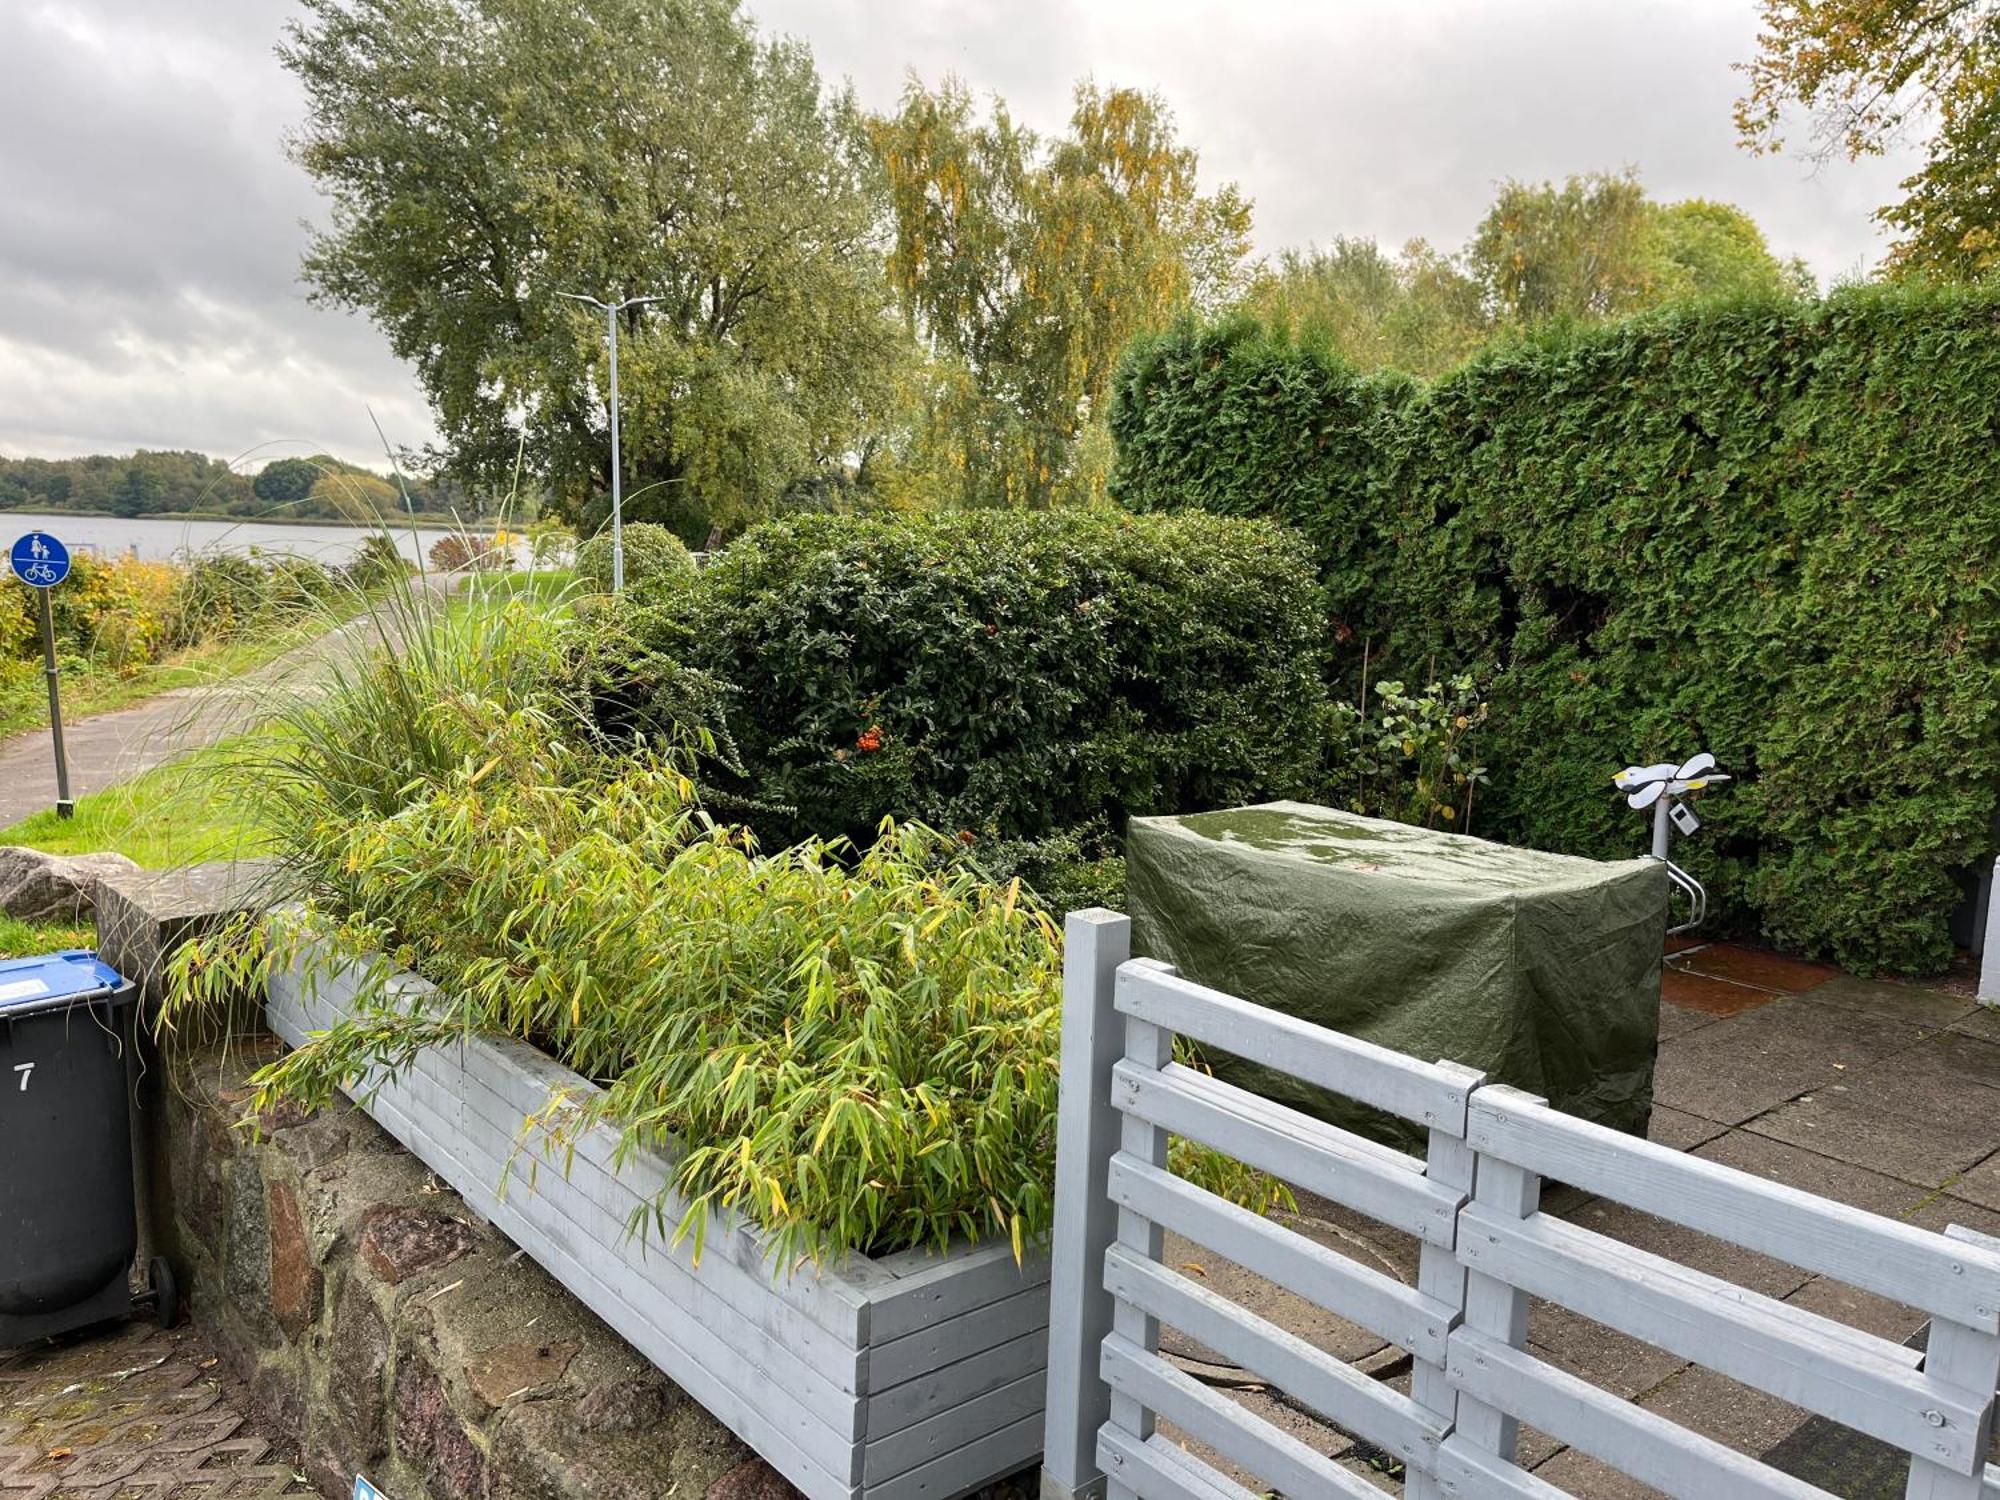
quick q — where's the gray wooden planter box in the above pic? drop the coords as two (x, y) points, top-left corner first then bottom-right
(266, 957), (1050, 1500)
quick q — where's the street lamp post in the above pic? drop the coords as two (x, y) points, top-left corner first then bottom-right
(557, 290), (665, 593)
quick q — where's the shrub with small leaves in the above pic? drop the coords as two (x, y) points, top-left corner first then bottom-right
(574, 522), (695, 599)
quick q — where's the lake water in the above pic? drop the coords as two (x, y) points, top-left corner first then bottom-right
(0, 512), (452, 565)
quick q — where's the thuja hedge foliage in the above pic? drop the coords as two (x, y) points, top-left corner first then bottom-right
(1110, 284), (2000, 973)
(618, 509), (1332, 859)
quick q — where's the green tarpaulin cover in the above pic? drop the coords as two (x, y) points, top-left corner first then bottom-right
(1126, 801), (1666, 1150)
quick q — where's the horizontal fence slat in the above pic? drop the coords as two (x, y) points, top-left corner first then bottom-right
(1095, 1426), (1264, 1500)
(1456, 1202), (1983, 1472)
(1100, 1336), (1386, 1500)
(1104, 1245), (1445, 1470)
(1468, 1089), (2000, 1333)
(1433, 1436), (1573, 1500)
(1448, 1327), (1839, 1500)
(1110, 1061), (1459, 1247)
(1113, 964), (1473, 1132)
(1105, 1154), (1452, 1365)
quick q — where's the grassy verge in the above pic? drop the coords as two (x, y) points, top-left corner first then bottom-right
(3, 740), (270, 867)
(0, 914), (94, 959)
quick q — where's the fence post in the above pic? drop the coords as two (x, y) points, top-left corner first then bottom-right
(1452, 1083), (1545, 1463)
(1904, 1225), (2000, 1499)
(1040, 910), (1132, 1500)
(1102, 959), (1176, 1500)
(1407, 1061), (1485, 1500)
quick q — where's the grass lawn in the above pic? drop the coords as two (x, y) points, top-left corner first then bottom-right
(0, 913), (94, 959)
(3, 740), (269, 868)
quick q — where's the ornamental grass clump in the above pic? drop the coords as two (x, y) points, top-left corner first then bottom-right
(164, 581), (1075, 1263)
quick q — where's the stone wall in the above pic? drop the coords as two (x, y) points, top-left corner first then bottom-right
(99, 864), (796, 1500)
(157, 1039), (793, 1500)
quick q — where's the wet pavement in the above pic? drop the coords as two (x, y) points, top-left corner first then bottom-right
(0, 1321), (310, 1500)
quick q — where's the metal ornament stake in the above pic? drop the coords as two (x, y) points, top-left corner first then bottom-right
(1614, 751), (1729, 934)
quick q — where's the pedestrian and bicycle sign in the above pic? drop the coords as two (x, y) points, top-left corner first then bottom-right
(9, 532), (73, 817)
(9, 532), (70, 588)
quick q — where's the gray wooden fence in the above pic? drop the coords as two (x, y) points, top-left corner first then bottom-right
(1041, 910), (2000, 1500)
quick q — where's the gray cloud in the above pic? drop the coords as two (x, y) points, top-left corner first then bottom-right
(0, 0), (1929, 467)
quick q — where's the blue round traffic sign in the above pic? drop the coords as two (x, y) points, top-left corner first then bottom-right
(10, 533), (70, 588)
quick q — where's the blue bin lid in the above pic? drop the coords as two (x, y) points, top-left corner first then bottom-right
(0, 949), (126, 1019)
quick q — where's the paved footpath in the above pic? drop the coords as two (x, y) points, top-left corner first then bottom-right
(0, 1320), (311, 1499)
(0, 588), (446, 830)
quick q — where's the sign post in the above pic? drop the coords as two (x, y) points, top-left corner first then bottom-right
(10, 533), (73, 819)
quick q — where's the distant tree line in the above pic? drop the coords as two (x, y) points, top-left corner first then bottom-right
(0, 450), (504, 522)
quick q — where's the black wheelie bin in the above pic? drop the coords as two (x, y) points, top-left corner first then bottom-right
(0, 950), (174, 1345)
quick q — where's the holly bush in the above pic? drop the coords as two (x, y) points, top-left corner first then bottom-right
(1111, 283), (2000, 974)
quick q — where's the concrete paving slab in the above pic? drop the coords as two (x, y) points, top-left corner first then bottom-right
(1655, 998), (1721, 1041)
(1689, 1128), (1929, 1217)
(1790, 973), (1977, 1029)
(1559, 1198), (1813, 1300)
(1525, 1302), (1687, 1400)
(1745, 1060), (2000, 1188)
(1635, 1363), (1811, 1466)
(1782, 1273), (1929, 1348)
(1650, 999), (1934, 1125)
(1670, 943), (1841, 995)
(1645, 1104), (1727, 1152)
(1891, 1027), (2000, 1091)
(1531, 1443), (1669, 1498)
(1943, 1149), (2000, 1214)
(1951, 1005), (2000, 1043)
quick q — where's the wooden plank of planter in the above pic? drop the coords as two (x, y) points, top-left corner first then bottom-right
(422, 1045), (872, 1398)
(862, 1370), (1046, 1484)
(865, 1283), (1051, 1389)
(395, 1058), (868, 1435)
(382, 1063), (866, 1488)
(865, 1411), (1046, 1500)
(865, 1238), (1051, 1343)
(862, 1326), (1048, 1438)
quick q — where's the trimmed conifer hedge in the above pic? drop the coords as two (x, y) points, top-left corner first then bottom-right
(1110, 284), (2000, 974)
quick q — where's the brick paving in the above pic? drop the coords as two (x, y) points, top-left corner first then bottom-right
(0, 1321), (310, 1500)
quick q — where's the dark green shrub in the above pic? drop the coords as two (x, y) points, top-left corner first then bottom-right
(1110, 284), (2000, 974)
(614, 509), (1332, 854)
(574, 522), (695, 598)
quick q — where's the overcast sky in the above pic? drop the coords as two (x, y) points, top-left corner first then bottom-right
(0, 0), (1925, 469)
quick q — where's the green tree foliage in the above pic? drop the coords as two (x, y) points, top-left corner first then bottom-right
(1737, 0), (2000, 277)
(1240, 175), (1806, 379)
(871, 79), (1253, 507)
(252, 457), (320, 504)
(1110, 285), (2000, 975)
(1238, 239), (1489, 378)
(283, 0), (908, 536)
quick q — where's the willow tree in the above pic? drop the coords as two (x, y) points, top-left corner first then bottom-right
(871, 80), (1253, 508)
(283, 0), (908, 538)
(1737, 0), (2000, 278)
